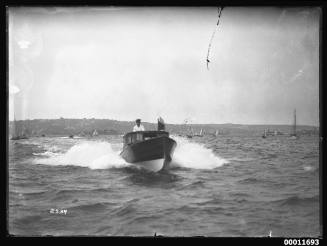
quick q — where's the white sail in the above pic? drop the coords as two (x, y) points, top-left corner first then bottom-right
(289, 109), (298, 139)
(293, 109), (297, 136)
(290, 109), (297, 137)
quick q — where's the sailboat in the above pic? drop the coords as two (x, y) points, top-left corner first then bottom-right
(186, 126), (194, 138)
(183, 119), (193, 138)
(92, 129), (98, 137)
(290, 109), (298, 139)
(262, 129), (267, 138)
(10, 117), (28, 140)
(194, 128), (204, 137)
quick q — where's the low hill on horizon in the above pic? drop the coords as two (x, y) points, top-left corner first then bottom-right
(8, 118), (319, 137)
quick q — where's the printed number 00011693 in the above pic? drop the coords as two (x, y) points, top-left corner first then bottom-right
(284, 239), (319, 245)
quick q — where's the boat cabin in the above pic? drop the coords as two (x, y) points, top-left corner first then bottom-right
(123, 131), (169, 145)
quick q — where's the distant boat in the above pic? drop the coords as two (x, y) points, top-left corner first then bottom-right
(290, 109), (298, 139)
(11, 135), (28, 140)
(262, 128), (283, 138)
(274, 130), (284, 136)
(194, 129), (204, 137)
(69, 134), (74, 138)
(265, 129), (275, 136)
(183, 118), (194, 138)
(186, 127), (194, 138)
(10, 117), (28, 140)
(92, 129), (98, 137)
(262, 129), (267, 138)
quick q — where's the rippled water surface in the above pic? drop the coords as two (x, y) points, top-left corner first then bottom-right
(8, 134), (320, 236)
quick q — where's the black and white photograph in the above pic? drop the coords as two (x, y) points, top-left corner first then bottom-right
(7, 6), (321, 237)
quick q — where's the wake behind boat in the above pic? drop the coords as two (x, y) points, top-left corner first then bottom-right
(120, 130), (177, 172)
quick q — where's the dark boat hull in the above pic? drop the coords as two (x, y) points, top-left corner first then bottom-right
(10, 136), (28, 140)
(120, 136), (176, 172)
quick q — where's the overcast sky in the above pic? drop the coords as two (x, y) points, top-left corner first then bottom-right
(8, 7), (320, 126)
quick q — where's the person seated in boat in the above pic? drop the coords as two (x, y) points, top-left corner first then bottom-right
(133, 119), (145, 132)
(157, 116), (165, 131)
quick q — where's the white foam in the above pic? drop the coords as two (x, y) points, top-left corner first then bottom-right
(32, 151), (60, 157)
(33, 141), (129, 170)
(45, 145), (61, 152)
(303, 165), (314, 172)
(58, 136), (84, 139)
(171, 136), (228, 169)
(33, 137), (228, 171)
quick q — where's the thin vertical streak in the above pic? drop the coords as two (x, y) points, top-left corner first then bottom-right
(206, 7), (224, 70)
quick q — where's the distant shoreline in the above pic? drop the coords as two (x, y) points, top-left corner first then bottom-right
(8, 118), (319, 128)
(8, 118), (319, 137)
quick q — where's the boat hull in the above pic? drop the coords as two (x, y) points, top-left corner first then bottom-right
(120, 136), (176, 172)
(132, 158), (166, 172)
(10, 136), (28, 140)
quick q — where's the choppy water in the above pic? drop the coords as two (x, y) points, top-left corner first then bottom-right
(8, 134), (320, 237)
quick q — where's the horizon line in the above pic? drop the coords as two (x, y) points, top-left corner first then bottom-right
(8, 117), (319, 128)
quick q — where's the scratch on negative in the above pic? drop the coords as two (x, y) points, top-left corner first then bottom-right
(206, 7), (224, 70)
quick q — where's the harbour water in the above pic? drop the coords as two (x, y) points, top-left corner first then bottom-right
(8, 134), (320, 237)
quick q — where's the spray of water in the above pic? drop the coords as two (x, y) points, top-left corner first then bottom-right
(33, 137), (228, 170)
(33, 141), (129, 169)
(171, 136), (228, 169)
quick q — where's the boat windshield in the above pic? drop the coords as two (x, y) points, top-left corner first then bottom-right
(123, 131), (169, 145)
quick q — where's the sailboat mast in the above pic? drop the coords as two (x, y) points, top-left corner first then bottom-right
(293, 109), (296, 135)
(13, 113), (17, 137)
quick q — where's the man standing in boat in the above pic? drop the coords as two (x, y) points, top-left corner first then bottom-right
(133, 119), (145, 132)
(157, 116), (165, 131)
